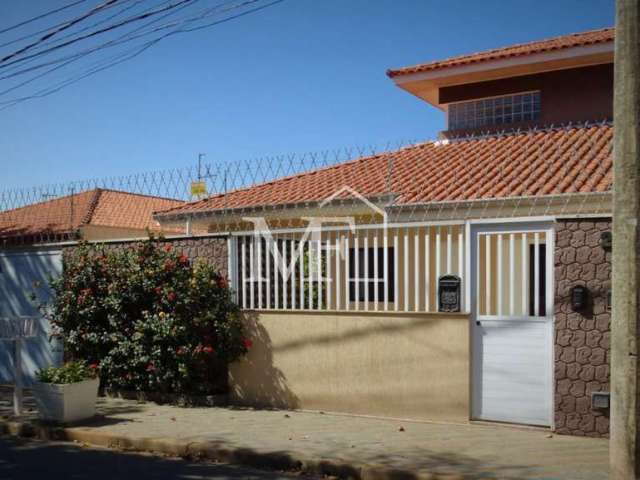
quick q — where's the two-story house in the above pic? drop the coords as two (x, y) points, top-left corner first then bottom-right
(156, 28), (615, 437)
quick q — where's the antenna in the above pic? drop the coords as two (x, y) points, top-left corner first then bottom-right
(197, 153), (206, 180)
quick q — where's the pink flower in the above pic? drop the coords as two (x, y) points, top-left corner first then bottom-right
(167, 292), (177, 302)
(178, 254), (189, 265)
(203, 346), (214, 354)
(146, 363), (155, 372)
(242, 338), (253, 349)
(164, 244), (172, 253)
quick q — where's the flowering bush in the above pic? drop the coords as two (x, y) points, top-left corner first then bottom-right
(43, 239), (247, 395)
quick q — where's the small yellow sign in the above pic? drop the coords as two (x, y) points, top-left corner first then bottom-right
(190, 181), (207, 197)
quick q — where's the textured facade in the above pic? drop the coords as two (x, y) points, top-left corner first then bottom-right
(554, 219), (611, 437)
(64, 235), (228, 277)
(162, 236), (228, 277)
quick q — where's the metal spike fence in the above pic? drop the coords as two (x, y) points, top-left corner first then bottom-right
(0, 140), (415, 244)
(0, 121), (613, 246)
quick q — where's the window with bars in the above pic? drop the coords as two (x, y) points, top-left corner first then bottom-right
(348, 247), (395, 303)
(448, 91), (541, 131)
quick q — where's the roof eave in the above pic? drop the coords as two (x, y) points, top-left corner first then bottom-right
(389, 42), (614, 110)
(154, 193), (398, 224)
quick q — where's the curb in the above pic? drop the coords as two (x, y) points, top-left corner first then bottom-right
(0, 418), (461, 480)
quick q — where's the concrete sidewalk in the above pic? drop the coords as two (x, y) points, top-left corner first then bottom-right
(0, 393), (608, 480)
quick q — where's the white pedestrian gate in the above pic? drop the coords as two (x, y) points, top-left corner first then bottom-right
(0, 249), (63, 384)
(470, 223), (554, 427)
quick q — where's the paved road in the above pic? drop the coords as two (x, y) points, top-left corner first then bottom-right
(0, 437), (313, 480)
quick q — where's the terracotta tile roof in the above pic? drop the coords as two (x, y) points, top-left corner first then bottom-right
(0, 188), (183, 240)
(156, 124), (612, 219)
(387, 27), (614, 78)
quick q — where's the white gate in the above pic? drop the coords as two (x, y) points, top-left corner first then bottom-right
(0, 250), (63, 384)
(470, 223), (554, 427)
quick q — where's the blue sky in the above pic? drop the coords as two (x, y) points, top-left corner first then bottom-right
(0, 0), (614, 189)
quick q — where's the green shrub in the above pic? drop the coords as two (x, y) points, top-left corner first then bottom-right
(36, 360), (97, 384)
(40, 238), (248, 395)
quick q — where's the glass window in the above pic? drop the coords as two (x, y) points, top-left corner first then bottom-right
(448, 92), (541, 130)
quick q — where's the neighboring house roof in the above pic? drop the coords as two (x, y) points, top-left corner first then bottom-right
(0, 188), (183, 241)
(156, 123), (612, 219)
(386, 27), (614, 78)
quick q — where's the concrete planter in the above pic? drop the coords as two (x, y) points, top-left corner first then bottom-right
(32, 378), (99, 423)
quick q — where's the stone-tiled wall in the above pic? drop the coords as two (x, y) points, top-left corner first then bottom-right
(554, 219), (611, 437)
(65, 235), (228, 277)
(162, 236), (228, 277)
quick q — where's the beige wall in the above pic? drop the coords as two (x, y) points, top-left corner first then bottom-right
(81, 225), (151, 241)
(229, 311), (470, 422)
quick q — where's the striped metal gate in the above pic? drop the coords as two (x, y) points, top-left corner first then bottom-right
(470, 222), (554, 426)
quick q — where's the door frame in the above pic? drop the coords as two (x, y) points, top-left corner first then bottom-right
(467, 220), (555, 427)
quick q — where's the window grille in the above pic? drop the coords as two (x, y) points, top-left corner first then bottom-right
(448, 92), (541, 130)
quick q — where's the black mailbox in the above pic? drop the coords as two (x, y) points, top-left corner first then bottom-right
(438, 275), (461, 312)
(571, 285), (589, 311)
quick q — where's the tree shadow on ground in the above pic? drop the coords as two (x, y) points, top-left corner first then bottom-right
(0, 436), (304, 480)
(368, 448), (541, 480)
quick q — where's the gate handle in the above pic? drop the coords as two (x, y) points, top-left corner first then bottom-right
(476, 321), (481, 326)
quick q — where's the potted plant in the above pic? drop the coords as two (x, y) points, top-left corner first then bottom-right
(32, 361), (99, 423)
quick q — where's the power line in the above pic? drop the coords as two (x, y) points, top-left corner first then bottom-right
(0, 0), (140, 50)
(0, 0), (88, 36)
(0, 0), (202, 81)
(34, 0), (157, 51)
(0, 0), (285, 110)
(0, 0), (120, 65)
(0, 0), (196, 68)
(0, 0), (172, 80)
(0, 0), (204, 81)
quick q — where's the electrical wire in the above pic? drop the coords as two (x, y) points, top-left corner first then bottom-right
(0, 0), (284, 110)
(20, 0), (145, 51)
(0, 0), (88, 36)
(0, 0), (120, 65)
(0, 0), (195, 69)
(0, 0), (171, 76)
(0, 0), (246, 81)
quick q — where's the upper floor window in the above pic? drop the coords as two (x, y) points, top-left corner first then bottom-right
(448, 91), (541, 131)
